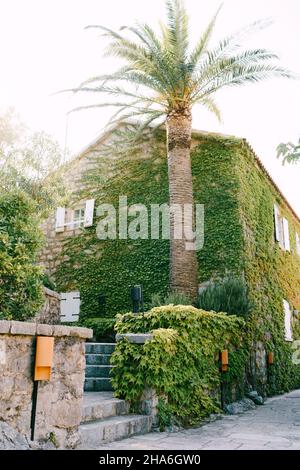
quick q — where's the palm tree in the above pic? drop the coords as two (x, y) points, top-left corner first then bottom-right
(70, 0), (292, 300)
(277, 138), (300, 164)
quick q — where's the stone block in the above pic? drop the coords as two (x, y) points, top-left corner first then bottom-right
(36, 324), (54, 336)
(10, 321), (36, 336)
(68, 327), (93, 339)
(116, 333), (153, 344)
(53, 325), (71, 337)
(224, 398), (256, 415)
(0, 321), (11, 334)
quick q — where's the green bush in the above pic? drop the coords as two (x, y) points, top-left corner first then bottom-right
(42, 273), (57, 291)
(111, 305), (247, 427)
(0, 191), (44, 320)
(83, 317), (116, 342)
(197, 275), (251, 318)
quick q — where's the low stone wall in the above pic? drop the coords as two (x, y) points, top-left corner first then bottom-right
(0, 320), (92, 448)
(35, 287), (61, 325)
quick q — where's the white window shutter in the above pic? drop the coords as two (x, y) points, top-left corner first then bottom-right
(296, 232), (300, 256)
(55, 207), (65, 233)
(274, 205), (281, 243)
(282, 218), (290, 251)
(60, 292), (80, 322)
(283, 299), (293, 341)
(84, 199), (95, 227)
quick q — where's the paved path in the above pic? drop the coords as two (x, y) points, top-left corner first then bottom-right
(99, 390), (300, 450)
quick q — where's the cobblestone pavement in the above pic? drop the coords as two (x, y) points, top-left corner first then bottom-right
(98, 390), (300, 450)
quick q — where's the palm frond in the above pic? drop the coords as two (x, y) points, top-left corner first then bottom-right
(165, 0), (189, 63)
(189, 4), (223, 70)
(200, 97), (222, 122)
(65, 84), (163, 105)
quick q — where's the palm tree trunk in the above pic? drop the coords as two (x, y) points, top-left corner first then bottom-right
(166, 109), (198, 300)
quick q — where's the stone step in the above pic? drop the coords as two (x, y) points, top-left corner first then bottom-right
(84, 377), (113, 392)
(81, 392), (129, 423)
(85, 365), (114, 378)
(80, 414), (152, 447)
(86, 353), (112, 366)
(85, 343), (116, 354)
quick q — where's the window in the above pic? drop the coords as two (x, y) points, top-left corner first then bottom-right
(274, 205), (290, 251)
(283, 299), (293, 341)
(73, 207), (85, 228)
(54, 199), (95, 233)
(55, 207), (65, 233)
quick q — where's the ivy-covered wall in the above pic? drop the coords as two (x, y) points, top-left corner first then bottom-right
(235, 140), (300, 394)
(55, 134), (170, 317)
(191, 134), (300, 394)
(47, 130), (300, 395)
(54, 132), (247, 317)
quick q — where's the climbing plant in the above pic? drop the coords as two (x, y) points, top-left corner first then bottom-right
(111, 305), (247, 427)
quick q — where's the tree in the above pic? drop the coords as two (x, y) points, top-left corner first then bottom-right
(0, 109), (66, 216)
(277, 137), (300, 165)
(0, 191), (44, 320)
(70, 0), (292, 299)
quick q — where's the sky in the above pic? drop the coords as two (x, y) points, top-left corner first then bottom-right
(1, 0), (300, 214)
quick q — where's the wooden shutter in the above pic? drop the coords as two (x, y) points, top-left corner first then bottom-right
(283, 299), (293, 341)
(282, 218), (290, 251)
(274, 205), (281, 242)
(60, 292), (80, 322)
(55, 207), (65, 233)
(84, 199), (95, 227)
(296, 232), (300, 256)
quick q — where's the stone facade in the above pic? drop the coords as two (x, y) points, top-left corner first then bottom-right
(39, 131), (113, 278)
(35, 287), (61, 325)
(0, 320), (92, 448)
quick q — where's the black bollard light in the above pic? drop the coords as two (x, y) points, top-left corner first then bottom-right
(98, 293), (106, 317)
(130, 285), (146, 332)
(131, 285), (142, 314)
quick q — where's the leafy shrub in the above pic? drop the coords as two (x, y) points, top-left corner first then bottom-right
(149, 291), (192, 308)
(111, 305), (247, 427)
(42, 273), (57, 291)
(83, 317), (116, 342)
(0, 191), (44, 320)
(197, 275), (251, 318)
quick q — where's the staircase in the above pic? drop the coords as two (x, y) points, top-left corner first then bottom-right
(80, 392), (152, 448)
(84, 342), (115, 392)
(81, 342), (152, 447)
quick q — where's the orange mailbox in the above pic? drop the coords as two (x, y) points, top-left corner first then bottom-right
(34, 336), (54, 381)
(221, 349), (229, 372)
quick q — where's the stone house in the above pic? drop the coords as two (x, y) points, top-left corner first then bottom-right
(39, 126), (300, 396)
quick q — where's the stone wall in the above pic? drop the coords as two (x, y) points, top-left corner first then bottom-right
(35, 287), (61, 325)
(0, 320), (92, 448)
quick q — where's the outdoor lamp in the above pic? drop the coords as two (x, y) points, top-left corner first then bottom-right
(220, 349), (229, 372)
(267, 352), (274, 365)
(34, 336), (54, 381)
(131, 285), (143, 314)
(98, 293), (106, 316)
(31, 336), (55, 441)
